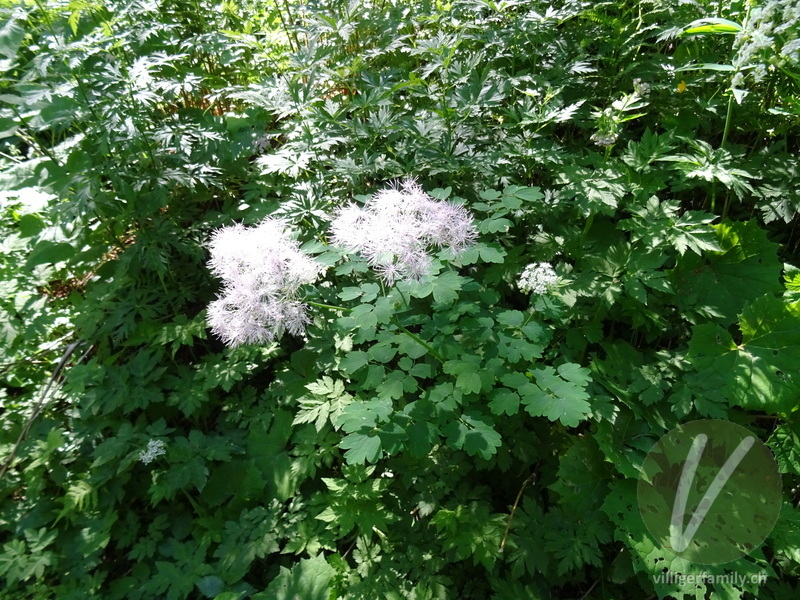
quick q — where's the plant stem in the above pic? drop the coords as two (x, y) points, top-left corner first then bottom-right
(719, 92), (736, 219)
(721, 93), (734, 149)
(500, 472), (536, 553)
(306, 300), (350, 312)
(392, 318), (444, 364)
(579, 212), (595, 251)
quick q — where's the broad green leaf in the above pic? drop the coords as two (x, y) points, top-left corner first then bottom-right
(521, 364), (592, 427)
(443, 412), (502, 459)
(444, 356), (483, 394)
(257, 555), (335, 600)
(479, 243), (506, 263)
(340, 350), (369, 374)
(338, 286), (362, 301)
(0, 19), (25, 60)
(351, 304), (378, 329)
(431, 271), (466, 304)
(674, 220), (782, 325)
(17, 214), (45, 237)
(488, 388), (520, 416)
(687, 295), (800, 413)
(340, 432), (382, 464)
(496, 310), (524, 327)
(601, 481), (767, 599)
(25, 241), (75, 267)
(335, 398), (392, 433)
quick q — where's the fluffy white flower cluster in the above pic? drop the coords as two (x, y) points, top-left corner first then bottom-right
(518, 262), (558, 295)
(139, 439), (166, 464)
(206, 218), (325, 346)
(329, 180), (477, 284)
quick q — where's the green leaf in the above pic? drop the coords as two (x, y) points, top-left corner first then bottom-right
(0, 19), (25, 60)
(196, 575), (225, 598)
(681, 17), (742, 36)
(769, 422), (800, 475)
(509, 186), (544, 202)
(17, 214), (45, 237)
(521, 364), (592, 427)
(294, 377), (352, 432)
(340, 432), (382, 464)
(25, 241), (75, 267)
(497, 310), (524, 327)
(687, 295), (800, 413)
(458, 242), (506, 265)
(444, 355), (484, 394)
(444, 412), (502, 459)
(674, 220), (782, 325)
(257, 555), (335, 600)
(397, 333), (428, 359)
(479, 243), (506, 263)
(601, 480), (767, 599)
(431, 271), (466, 304)
(351, 304), (378, 329)
(335, 398), (392, 433)
(338, 286), (362, 301)
(488, 388), (520, 416)
(675, 62), (735, 72)
(340, 351), (369, 374)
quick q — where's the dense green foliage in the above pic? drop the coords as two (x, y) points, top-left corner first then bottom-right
(1, 0), (800, 597)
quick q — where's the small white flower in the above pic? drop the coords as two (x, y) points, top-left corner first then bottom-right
(329, 180), (477, 284)
(206, 217), (325, 347)
(590, 131), (619, 147)
(139, 439), (167, 464)
(633, 78), (651, 96)
(518, 262), (559, 295)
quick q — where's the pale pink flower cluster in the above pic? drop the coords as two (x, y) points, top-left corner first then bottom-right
(329, 181), (477, 284)
(206, 218), (325, 346)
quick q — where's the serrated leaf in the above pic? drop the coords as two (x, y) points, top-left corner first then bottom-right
(335, 398), (392, 433)
(488, 388), (520, 416)
(687, 295), (800, 413)
(340, 351), (369, 374)
(444, 412), (502, 459)
(431, 271), (466, 304)
(258, 555), (335, 600)
(340, 432), (382, 464)
(520, 364), (592, 427)
(769, 422), (800, 475)
(674, 220), (782, 325)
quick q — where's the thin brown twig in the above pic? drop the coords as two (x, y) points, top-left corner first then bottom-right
(499, 472), (536, 553)
(0, 341), (83, 482)
(577, 577), (600, 600)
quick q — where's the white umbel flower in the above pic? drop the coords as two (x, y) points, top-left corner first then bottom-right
(518, 262), (558, 295)
(329, 180), (477, 284)
(206, 217), (325, 347)
(139, 439), (167, 464)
